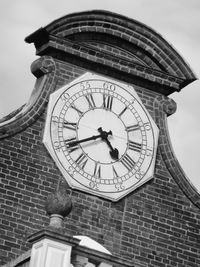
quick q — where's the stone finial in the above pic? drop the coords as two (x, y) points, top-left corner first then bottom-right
(45, 186), (72, 228)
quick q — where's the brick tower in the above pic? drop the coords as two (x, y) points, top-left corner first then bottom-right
(0, 10), (199, 267)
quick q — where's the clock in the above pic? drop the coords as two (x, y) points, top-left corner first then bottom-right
(43, 72), (159, 201)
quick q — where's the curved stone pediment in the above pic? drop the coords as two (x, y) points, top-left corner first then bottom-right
(25, 10), (197, 94)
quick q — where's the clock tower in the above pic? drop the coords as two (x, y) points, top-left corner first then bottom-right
(0, 10), (199, 267)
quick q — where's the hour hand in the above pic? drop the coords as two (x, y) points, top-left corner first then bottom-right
(98, 127), (119, 160)
(108, 141), (119, 160)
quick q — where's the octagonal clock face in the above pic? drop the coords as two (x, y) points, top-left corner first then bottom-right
(43, 72), (159, 201)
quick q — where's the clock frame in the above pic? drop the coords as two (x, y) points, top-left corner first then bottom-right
(43, 72), (159, 201)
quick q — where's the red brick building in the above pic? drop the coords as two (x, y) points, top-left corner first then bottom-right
(0, 10), (199, 267)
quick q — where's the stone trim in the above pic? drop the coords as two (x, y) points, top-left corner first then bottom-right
(34, 34), (184, 93)
(155, 95), (200, 208)
(27, 228), (135, 267)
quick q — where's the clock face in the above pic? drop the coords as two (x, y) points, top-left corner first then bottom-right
(43, 73), (159, 201)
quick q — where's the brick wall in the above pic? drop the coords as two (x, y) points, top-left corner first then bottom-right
(0, 10), (199, 267)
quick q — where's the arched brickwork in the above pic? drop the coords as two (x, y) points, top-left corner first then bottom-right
(43, 10), (196, 81)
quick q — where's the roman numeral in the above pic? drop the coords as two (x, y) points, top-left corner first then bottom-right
(65, 137), (79, 153)
(85, 94), (96, 109)
(63, 121), (77, 131)
(75, 153), (88, 170)
(103, 94), (113, 110)
(112, 166), (119, 178)
(128, 141), (142, 152)
(71, 103), (83, 117)
(126, 124), (140, 132)
(120, 154), (135, 171)
(93, 162), (101, 178)
(118, 106), (127, 118)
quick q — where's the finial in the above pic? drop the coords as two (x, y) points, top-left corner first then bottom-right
(45, 181), (72, 228)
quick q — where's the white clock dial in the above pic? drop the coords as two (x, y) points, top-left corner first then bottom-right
(43, 73), (159, 201)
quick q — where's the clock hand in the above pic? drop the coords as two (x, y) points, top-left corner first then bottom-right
(67, 130), (112, 147)
(98, 127), (119, 160)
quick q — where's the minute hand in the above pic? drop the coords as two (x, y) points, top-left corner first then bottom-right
(68, 131), (112, 147)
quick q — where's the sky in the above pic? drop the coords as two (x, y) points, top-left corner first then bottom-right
(0, 0), (199, 192)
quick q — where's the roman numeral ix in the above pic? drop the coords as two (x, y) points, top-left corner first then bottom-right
(65, 137), (79, 153)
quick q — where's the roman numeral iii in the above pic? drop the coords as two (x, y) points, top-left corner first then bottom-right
(128, 141), (142, 152)
(126, 124), (140, 132)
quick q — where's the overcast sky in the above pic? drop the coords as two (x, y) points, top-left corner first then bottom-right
(0, 0), (199, 192)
